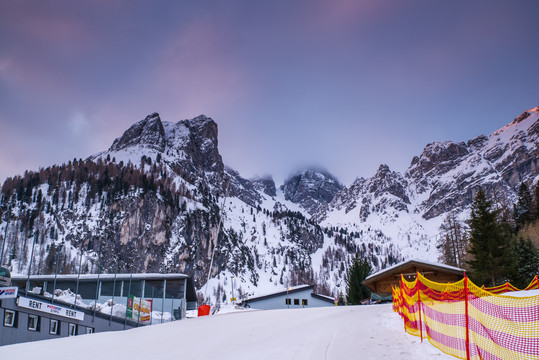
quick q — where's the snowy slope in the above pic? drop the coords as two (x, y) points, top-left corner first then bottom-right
(0, 304), (453, 360)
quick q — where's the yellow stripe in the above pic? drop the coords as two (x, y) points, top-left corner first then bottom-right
(470, 328), (539, 360)
(468, 302), (539, 338)
(421, 313), (539, 359)
(427, 336), (468, 360)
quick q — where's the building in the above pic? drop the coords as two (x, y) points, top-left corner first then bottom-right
(1, 273), (197, 346)
(242, 285), (335, 310)
(362, 259), (465, 298)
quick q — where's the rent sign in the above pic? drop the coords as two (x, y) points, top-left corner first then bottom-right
(17, 296), (85, 321)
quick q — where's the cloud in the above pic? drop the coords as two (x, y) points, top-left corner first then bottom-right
(67, 111), (89, 137)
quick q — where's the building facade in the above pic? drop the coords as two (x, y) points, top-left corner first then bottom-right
(242, 285), (335, 310)
(1, 273), (197, 346)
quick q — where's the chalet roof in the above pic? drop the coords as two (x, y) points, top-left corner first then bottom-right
(363, 259), (464, 286)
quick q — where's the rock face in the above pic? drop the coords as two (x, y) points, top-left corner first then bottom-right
(406, 107), (539, 219)
(110, 113), (166, 153)
(281, 169), (343, 215)
(251, 176), (277, 197)
(315, 164), (409, 223)
(316, 106), (539, 225)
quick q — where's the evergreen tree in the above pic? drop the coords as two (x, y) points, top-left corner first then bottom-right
(533, 182), (539, 222)
(346, 255), (372, 305)
(467, 188), (512, 286)
(510, 236), (539, 289)
(513, 182), (533, 230)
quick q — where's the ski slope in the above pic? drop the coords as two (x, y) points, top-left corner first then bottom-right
(3, 304), (452, 359)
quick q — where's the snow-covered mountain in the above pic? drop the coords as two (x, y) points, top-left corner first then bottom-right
(1, 105), (538, 303)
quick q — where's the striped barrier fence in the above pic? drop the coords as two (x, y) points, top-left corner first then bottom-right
(393, 273), (539, 360)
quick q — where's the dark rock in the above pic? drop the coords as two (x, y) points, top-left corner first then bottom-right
(281, 169), (343, 215)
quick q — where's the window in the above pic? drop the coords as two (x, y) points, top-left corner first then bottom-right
(3, 310), (16, 327)
(285, 298), (291, 305)
(86, 327), (94, 334)
(28, 315), (40, 331)
(294, 298), (300, 305)
(302, 299), (308, 306)
(68, 323), (77, 336)
(50, 319), (60, 335)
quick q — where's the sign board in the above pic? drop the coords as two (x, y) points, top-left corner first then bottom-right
(0, 287), (18, 299)
(126, 294), (152, 324)
(17, 296), (85, 321)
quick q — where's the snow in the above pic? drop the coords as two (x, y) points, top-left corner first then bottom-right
(501, 289), (539, 298)
(1, 304), (453, 360)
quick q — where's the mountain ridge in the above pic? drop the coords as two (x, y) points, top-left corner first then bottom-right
(0, 104), (538, 303)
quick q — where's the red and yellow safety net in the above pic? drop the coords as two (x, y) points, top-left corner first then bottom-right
(393, 274), (539, 360)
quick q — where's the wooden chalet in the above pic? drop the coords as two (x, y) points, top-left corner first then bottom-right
(363, 259), (465, 297)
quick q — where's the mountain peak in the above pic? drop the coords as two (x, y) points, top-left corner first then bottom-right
(281, 168), (343, 214)
(110, 113), (165, 153)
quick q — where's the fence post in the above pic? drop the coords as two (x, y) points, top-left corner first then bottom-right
(416, 272), (423, 342)
(400, 276), (405, 332)
(464, 272), (470, 360)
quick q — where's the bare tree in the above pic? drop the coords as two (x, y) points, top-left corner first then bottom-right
(437, 211), (468, 268)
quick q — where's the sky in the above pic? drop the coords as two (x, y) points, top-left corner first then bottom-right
(1, 0), (538, 186)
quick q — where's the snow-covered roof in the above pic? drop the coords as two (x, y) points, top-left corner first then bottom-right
(364, 259), (464, 284)
(243, 284), (314, 303)
(11, 273), (190, 282)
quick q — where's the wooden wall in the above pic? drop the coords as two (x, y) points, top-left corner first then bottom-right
(367, 265), (463, 297)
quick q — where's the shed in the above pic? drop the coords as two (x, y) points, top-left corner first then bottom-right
(362, 259), (465, 297)
(242, 285), (335, 310)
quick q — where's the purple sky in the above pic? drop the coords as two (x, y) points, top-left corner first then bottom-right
(1, 1), (538, 186)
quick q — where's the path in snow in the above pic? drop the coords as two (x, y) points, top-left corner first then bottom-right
(4, 304), (452, 359)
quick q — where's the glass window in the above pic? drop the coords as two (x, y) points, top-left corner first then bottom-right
(68, 323), (77, 336)
(294, 299), (300, 305)
(302, 299), (308, 306)
(165, 280), (184, 299)
(86, 327), (94, 334)
(50, 319), (60, 335)
(28, 315), (40, 331)
(144, 280), (164, 298)
(77, 282), (97, 299)
(3, 310), (16, 327)
(123, 280), (142, 297)
(285, 298), (291, 305)
(100, 281), (122, 297)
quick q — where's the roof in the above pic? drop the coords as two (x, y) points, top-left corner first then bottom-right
(243, 285), (314, 303)
(310, 293), (335, 303)
(11, 273), (190, 281)
(363, 259), (464, 285)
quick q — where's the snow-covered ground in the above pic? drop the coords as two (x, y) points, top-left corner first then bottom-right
(2, 304), (452, 359)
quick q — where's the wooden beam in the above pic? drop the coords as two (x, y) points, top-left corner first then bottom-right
(394, 272), (434, 277)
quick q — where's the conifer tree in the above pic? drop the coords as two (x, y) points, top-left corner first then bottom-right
(513, 182), (533, 230)
(467, 188), (512, 286)
(510, 236), (539, 289)
(346, 255), (372, 305)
